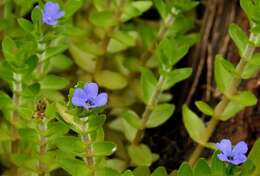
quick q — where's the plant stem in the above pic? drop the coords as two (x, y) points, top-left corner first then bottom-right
(132, 75), (165, 145)
(188, 33), (259, 166)
(10, 72), (22, 175)
(140, 14), (175, 64)
(81, 124), (95, 176)
(11, 73), (22, 154)
(38, 118), (48, 176)
(133, 6), (199, 166)
(131, 13), (176, 145)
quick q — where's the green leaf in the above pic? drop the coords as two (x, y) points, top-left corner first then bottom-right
(221, 101), (243, 121)
(231, 91), (257, 106)
(95, 70), (128, 90)
(193, 159), (211, 176)
(17, 18), (33, 33)
(121, 1), (153, 22)
(140, 68), (157, 104)
(133, 166), (151, 176)
(177, 162), (193, 176)
(173, 0), (199, 12)
(128, 144), (153, 166)
(54, 136), (84, 156)
(31, 7), (41, 24)
(18, 107), (34, 120)
(182, 105), (205, 143)
(163, 68), (192, 90)
(2, 36), (16, 61)
(50, 54), (73, 70)
(112, 31), (136, 47)
(40, 75), (69, 90)
(122, 110), (142, 129)
(108, 118), (137, 142)
(69, 44), (96, 73)
(146, 104), (175, 128)
(242, 53), (260, 79)
(157, 34), (199, 69)
(240, 160), (256, 176)
(168, 16), (194, 36)
(195, 101), (214, 116)
(106, 159), (127, 173)
(153, 0), (169, 19)
(240, 0), (260, 22)
(64, 0), (83, 18)
(249, 138), (260, 176)
(228, 23), (248, 55)
(87, 115), (106, 132)
(45, 45), (68, 59)
(89, 11), (116, 27)
(221, 59), (235, 74)
(96, 168), (120, 176)
(138, 24), (157, 49)
(93, 142), (116, 156)
(131, 1), (153, 13)
(47, 121), (69, 139)
(0, 91), (13, 110)
(12, 154), (38, 171)
(121, 170), (135, 176)
(214, 55), (233, 93)
(18, 128), (39, 143)
(107, 38), (128, 53)
(211, 152), (226, 176)
(58, 158), (91, 176)
(151, 167), (168, 176)
(93, 0), (106, 11)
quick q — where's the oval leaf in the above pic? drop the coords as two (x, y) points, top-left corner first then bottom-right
(95, 70), (128, 90)
(146, 104), (175, 128)
(195, 101), (214, 116)
(182, 105), (205, 143)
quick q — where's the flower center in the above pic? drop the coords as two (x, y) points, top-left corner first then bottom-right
(85, 99), (95, 106)
(227, 155), (234, 161)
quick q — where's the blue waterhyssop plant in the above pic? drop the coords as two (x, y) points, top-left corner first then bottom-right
(42, 2), (65, 26)
(216, 139), (248, 165)
(0, 0), (259, 176)
(72, 82), (108, 109)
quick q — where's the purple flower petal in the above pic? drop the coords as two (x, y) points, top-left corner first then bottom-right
(230, 154), (247, 165)
(55, 11), (65, 19)
(72, 97), (86, 107)
(94, 93), (108, 107)
(217, 153), (229, 162)
(73, 88), (87, 100)
(216, 139), (232, 156)
(84, 82), (98, 100)
(42, 2), (64, 26)
(232, 141), (248, 155)
(44, 2), (59, 15)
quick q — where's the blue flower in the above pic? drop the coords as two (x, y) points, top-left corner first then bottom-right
(216, 139), (248, 165)
(72, 82), (108, 109)
(42, 2), (64, 26)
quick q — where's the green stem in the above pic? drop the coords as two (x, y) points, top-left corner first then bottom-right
(140, 14), (175, 64)
(131, 13), (176, 145)
(38, 118), (48, 176)
(188, 33), (259, 166)
(11, 73), (22, 154)
(81, 123), (95, 176)
(4, 0), (12, 19)
(35, 36), (47, 80)
(132, 75), (165, 145)
(10, 72), (22, 175)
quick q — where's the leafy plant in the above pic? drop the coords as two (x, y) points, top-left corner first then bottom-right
(0, 0), (259, 176)
(182, 0), (260, 168)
